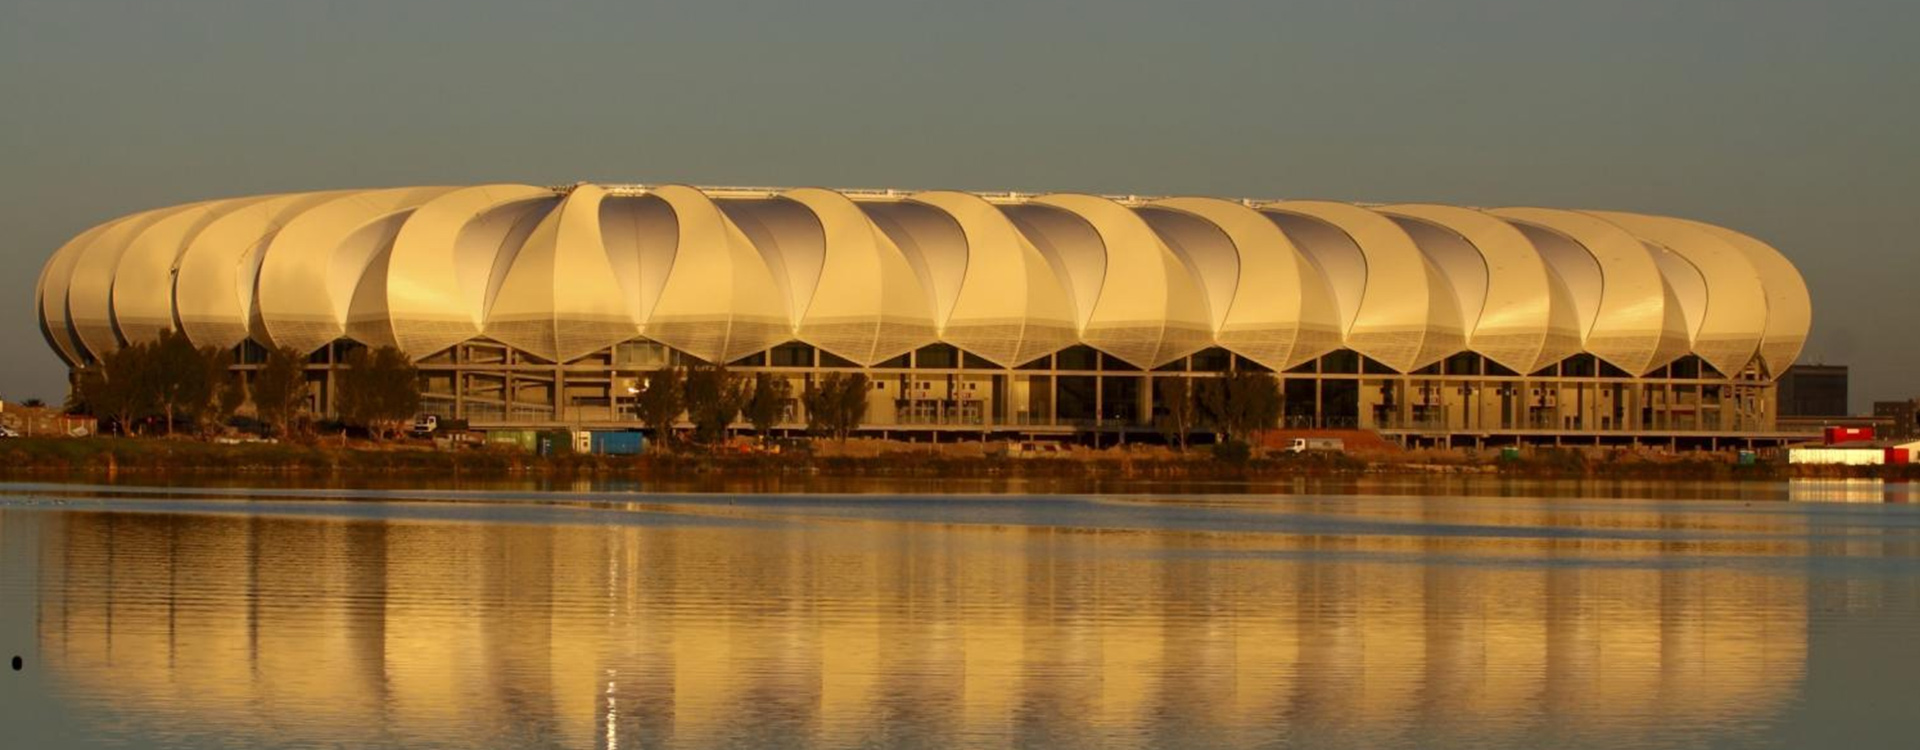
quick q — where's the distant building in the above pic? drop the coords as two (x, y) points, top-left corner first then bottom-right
(1778, 364), (1849, 417)
(1875, 399), (1920, 440)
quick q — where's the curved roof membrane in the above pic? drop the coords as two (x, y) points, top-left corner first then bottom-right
(1587, 211), (1769, 376)
(1031, 194), (1211, 369)
(1379, 204), (1582, 374)
(1686, 222), (1810, 377)
(1488, 208), (1693, 375)
(37, 184), (1809, 380)
(1262, 201), (1464, 372)
(372, 184), (556, 357)
(256, 187), (456, 354)
(641, 185), (791, 364)
(1140, 197), (1341, 371)
(904, 191), (1077, 367)
(111, 196), (277, 347)
(67, 204), (202, 358)
(781, 188), (937, 366)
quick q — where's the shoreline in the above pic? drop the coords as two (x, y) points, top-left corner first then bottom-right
(4, 437), (1914, 484)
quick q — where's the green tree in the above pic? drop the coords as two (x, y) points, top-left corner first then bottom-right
(77, 342), (161, 436)
(1198, 370), (1282, 444)
(635, 365), (685, 447)
(684, 363), (748, 444)
(209, 355), (245, 436)
(213, 364), (245, 435)
(1153, 376), (1198, 451)
(804, 372), (871, 442)
(742, 373), (793, 439)
(336, 346), (422, 440)
(252, 346), (310, 439)
(151, 329), (214, 436)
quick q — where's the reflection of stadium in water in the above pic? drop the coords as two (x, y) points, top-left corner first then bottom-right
(33, 504), (1810, 748)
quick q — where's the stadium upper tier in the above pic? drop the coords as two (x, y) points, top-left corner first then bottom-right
(36, 183), (1809, 378)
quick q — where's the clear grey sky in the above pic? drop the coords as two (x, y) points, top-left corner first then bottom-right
(3, 0), (1913, 412)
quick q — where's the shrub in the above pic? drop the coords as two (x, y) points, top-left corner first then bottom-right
(1212, 439), (1252, 464)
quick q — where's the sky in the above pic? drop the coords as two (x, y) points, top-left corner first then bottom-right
(1, 0), (1913, 412)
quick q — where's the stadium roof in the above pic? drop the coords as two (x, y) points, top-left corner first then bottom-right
(36, 183), (1810, 376)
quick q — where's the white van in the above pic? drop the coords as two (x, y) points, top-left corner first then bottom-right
(1286, 437), (1344, 453)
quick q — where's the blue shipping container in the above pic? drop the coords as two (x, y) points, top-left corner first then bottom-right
(590, 431), (647, 456)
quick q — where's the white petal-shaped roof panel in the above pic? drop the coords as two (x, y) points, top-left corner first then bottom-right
(1143, 197), (1342, 370)
(1490, 208), (1692, 375)
(1685, 222), (1809, 378)
(859, 200), (969, 330)
(483, 185), (639, 363)
(1031, 194), (1212, 369)
(380, 184), (555, 359)
(1264, 201), (1465, 372)
(781, 188), (936, 365)
(1588, 211), (1769, 377)
(257, 187), (455, 354)
(599, 194), (680, 329)
(996, 202), (1106, 330)
(716, 198), (825, 326)
(643, 185), (792, 363)
(174, 191), (352, 350)
(1135, 206), (1238, 332)
(1507, 221), (1603, 340)
(907, 191), (1077, 367)
(40, 220), (121, 365)
(1648, 245), (1709, 340)
(68, 204), (202, 358)
(1381, 204), (1582, 374)
(111, 196), (275, 347)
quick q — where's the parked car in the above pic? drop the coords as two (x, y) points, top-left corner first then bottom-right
(410, 415), (439, 437)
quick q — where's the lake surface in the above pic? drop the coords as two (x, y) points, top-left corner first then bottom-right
(3, 479), (1919, 749)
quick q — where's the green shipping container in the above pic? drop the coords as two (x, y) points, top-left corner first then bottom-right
(1500, 447), (1522, 461)
(485, 430), (537, 452)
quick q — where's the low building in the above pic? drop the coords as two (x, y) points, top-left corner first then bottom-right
(1778, 364), (1849, 418)
(1787, 438), (1920, 466)
(1874, 399), (1920, 440)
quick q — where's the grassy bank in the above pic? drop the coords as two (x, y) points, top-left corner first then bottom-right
(3, 437), (1915, 483)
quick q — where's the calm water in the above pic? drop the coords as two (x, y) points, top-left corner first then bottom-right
(3, 479), (1919, 749)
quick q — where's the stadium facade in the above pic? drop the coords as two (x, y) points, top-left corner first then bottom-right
(35, 183), (1811, 447)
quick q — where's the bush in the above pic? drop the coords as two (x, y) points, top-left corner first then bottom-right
(1212, 439), (1252, 464)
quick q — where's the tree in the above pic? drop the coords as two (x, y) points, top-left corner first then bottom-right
(1198, 370), (1282, 444)
(151, 329), (214, 437)
(70, 332), (245, 438)
(252, 346), (310, 439)
(684, 363), (748, 444)
(804, 372), (871, 442)
(742, 373), (793, 439)
(1154, 377), (1198, 451)
(210, 359), (245, 436)
(336, 346), (422, 440)
(77, 342), (161, 436)
(635, 365), (685, 447)
(21, 398), (46, 409)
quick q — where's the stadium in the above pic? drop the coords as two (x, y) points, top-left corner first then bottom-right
(35, 183), (1811, 448)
